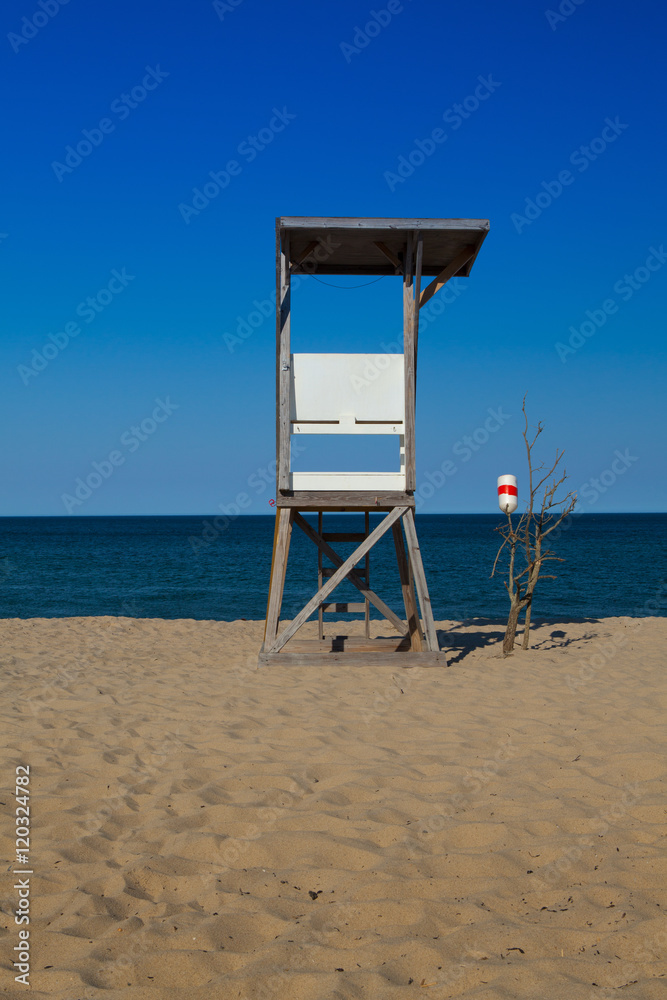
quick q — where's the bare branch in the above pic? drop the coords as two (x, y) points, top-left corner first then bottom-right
(493, 397), (574, 654)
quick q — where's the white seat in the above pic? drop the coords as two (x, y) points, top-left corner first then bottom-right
(289, 353), (405, 491)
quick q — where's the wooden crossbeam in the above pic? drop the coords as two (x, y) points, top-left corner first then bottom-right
(322, 565), (367, 580)
(373, 241), (403, 273)
(418, 245), (476, 310)
(322, 532), (366, 542)
(320, 602), (367, 613)
(292, 512), (406, 633)
(269, 507), (408, 653)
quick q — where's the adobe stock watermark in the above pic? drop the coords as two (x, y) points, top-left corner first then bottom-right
(546, 445), (639, 559)
(25, 597), (151, 720)
(405, 737), (517, 846)
(178, 107), (296, 224)
(545, 0), (586, 31)
(51, 66), (169, 182)
(555, 245), (666, 361)
(578, 448), (638, 506)
(345, 360), (511, 508)
(82, 729), (186, 836)
(223, 236), (341, 352)
(414, 406), (512, 510)
(587, 925), (667, 1000)
(17, 268), (135, 385)
(339, 0), (412, 62)
(356, 280), (467, 365)
(532, 782), (643, 889)
(383, 75), (501, 191)
(212, 0), (245, 20)
(61, 397), (179, 513)
(217, 775), (315, 870)
(511, 117), (628, 233)
(188, 442), (306, 555)
(8, 0), (70, 54)
(565, 579), (665, 696)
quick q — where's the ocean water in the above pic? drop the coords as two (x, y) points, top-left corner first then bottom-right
(0, 514), (664, 622)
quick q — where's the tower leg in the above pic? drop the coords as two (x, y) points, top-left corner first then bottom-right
(392, 520), (423, 650)
(263, 507), (294, 647)
(402, 508), (439, 653)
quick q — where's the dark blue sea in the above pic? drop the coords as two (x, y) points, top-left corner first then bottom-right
(0, 514), (665, 622)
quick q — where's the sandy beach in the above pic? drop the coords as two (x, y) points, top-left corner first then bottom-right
(1, 614), (666, 999)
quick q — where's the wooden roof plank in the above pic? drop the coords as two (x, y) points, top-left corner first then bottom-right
(278, 217), (490, 277)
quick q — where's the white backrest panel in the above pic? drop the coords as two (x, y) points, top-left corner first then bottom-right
(290, 353), (404, 426)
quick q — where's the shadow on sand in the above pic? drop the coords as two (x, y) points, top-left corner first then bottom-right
(437, 617), (603, 665)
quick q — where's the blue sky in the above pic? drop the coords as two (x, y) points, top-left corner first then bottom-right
(1, 0), (665, 515)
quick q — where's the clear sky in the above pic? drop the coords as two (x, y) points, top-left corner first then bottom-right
(2, 0), (665, 515)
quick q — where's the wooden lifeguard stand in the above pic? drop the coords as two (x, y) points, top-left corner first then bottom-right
(260, 217), (489, 666)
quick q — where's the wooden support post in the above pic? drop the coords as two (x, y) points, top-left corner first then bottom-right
(264, 507), (294, 646)
(364, 511), (370, 638)
(392, 520), (423, 651)
(263, 511), (281, 642)
(403, 235), (416, 491)
(276, 228), (291, 492)
(317, 510), (324, 639)
(401, 507), (439, 653)
(270, 507), (408, 653)
(292, 512), (406, 634)
(413, 231), (423, 390)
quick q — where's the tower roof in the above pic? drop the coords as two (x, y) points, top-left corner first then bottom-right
(278, 216), (490, 277)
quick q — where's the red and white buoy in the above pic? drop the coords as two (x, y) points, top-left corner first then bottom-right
(497, 474), (518, 514)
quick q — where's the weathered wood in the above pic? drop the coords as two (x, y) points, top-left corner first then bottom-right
(291, 240), (319, 265)
(263, 511), (282, 642)
(277, 229), (291, 491)
(413, 231), (423, 382)
(259, 647), (449, 668)
(264, 217), (491, 665)
(292, 511), (406, 634)
(402, 508), (440, 654)
(373, 240), (403, 273)
(287, 636), (411, 652)
(319, 602), (367, 613)
(322, 532), (367, 542)
(317, 510), (323, 640)
(277, 218), (490, 276)
(392, 520), (423, 651)
(419, 245), (476, 310)
(264, 507), (294, 645)
(277, 492), (415, 508)
(279, 217), (490, 231)
(403, 235), (416, 491)
(322, 564), (367, 579)
(270, 507), (408, 653)
(364, 510), (370, 639)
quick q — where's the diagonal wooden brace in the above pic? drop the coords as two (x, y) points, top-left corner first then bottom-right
(269, 506), (408, 653)
(419, 245), (476, 310)
(402, 507), (439, 652)
(293, 511), (406, 634)
(373, 240), (403, 274)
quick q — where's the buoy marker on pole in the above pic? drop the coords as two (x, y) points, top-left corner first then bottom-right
(497, 474), (518, 514)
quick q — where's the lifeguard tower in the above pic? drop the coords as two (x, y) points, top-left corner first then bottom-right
(260, 217), (489, 666)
